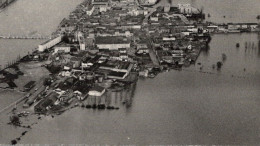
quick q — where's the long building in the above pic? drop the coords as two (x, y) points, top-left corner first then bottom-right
(38, 35), (62, 52)
(95, 36), (130, 50)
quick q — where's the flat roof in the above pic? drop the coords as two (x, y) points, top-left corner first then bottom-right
(96, 36), (130, 44)
(90, 85), (105, 92)
(24, 81), (35, 88)
(108, 71), (126, 77)
(40, 35), (61, 45)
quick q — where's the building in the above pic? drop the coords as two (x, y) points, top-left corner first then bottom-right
(162, 36), (176, 42)
(23, 81), (35, 91)
(139, 0), (158, 5)
(71, 57), (82, 68)
(34, 92), (59, 113)
(178, 4), (199, 14)
(86, 5), (95, 16)
(54, 45), (71, 53)
(92, 0), (109, 5)
(99, 60), (133, 79)
(88, 85), (105, 96)
(96, 36), (130, 50)
(38, 36), (62, 52)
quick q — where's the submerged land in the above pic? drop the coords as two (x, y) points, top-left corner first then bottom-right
(0, 0), (260, 144)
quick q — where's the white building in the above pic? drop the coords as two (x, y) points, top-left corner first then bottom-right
(96, 37), (130, 50)
(54, 46), (71, 53)
(86, 5), (95, 16)
(88, 86), (105, 96)
(163, 37), (176, 41)
(178, 4), (199, 14)
(38, 36), (62, 52)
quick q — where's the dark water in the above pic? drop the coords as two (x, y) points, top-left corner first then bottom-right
(0, 0), (260, 144)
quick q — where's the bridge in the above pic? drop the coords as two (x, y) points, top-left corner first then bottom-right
(0, 35), (51, 40)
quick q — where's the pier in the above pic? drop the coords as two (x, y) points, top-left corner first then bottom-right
(0, 0), (16, 10)
(0, 35), (51, 40)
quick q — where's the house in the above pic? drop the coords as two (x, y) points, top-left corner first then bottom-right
(60, 71), (72, 77)
(162, 36), (176, 42)
(227, 23), (241, 31)
(23, 81), (35, 91)
(86, 37), (95, 47)
(86, 5), (95, 16)
(92, 0), (109, 5)
(136, 48), (149, 54)
(248, 23), (258, 31)
(120, 53), (128, 60)
(34, 92), (59, 113)
(99, 60), (133, 78)
(136, 43), (149, 54)
(96, 36), (130, 50)
(150, 16), (158, 22)
(178, 4), (199, 14)
(119, 48), (127, 53)
(71, 57), (82, 68)
(81, 56), (100, 68)
(88, 85), (105, 96)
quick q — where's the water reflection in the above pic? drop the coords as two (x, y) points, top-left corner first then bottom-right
(84, 82), (137, 111)
(200, 44), (210, 57)
(258, 40), (260, 58)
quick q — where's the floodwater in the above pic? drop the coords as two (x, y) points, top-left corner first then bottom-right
(159, 0), (260, 23)
(17, 33), (260, 145)
(1, 0), (260, 145)
(0, 0), (84, 67)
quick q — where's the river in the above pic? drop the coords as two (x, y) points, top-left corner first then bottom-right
(0, 0), (84, 67)
(1, 0), (260, 144)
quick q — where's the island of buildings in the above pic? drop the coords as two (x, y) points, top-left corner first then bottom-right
(1, 0), (260, 125)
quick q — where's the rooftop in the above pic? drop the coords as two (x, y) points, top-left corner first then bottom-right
(90, 85), (105, 92)
(95, 36), (130, 44)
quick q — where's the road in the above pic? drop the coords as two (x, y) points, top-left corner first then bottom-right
(0, 77), (45, 114)
(147, 34), (160, 66)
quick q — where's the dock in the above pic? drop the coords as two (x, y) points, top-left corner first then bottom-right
(0, 35), (51, 40)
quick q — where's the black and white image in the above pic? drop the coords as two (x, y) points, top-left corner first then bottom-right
(0, 0), (260, 145)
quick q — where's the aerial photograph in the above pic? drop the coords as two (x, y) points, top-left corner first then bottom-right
(0, 0), (260, 145)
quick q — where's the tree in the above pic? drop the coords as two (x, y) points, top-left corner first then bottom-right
(43, 78), (52, 86)
(10, 115), (20, 126)
(217, 61), (223, 69)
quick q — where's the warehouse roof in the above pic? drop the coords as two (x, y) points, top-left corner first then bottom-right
(95, 36), (130, 44)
